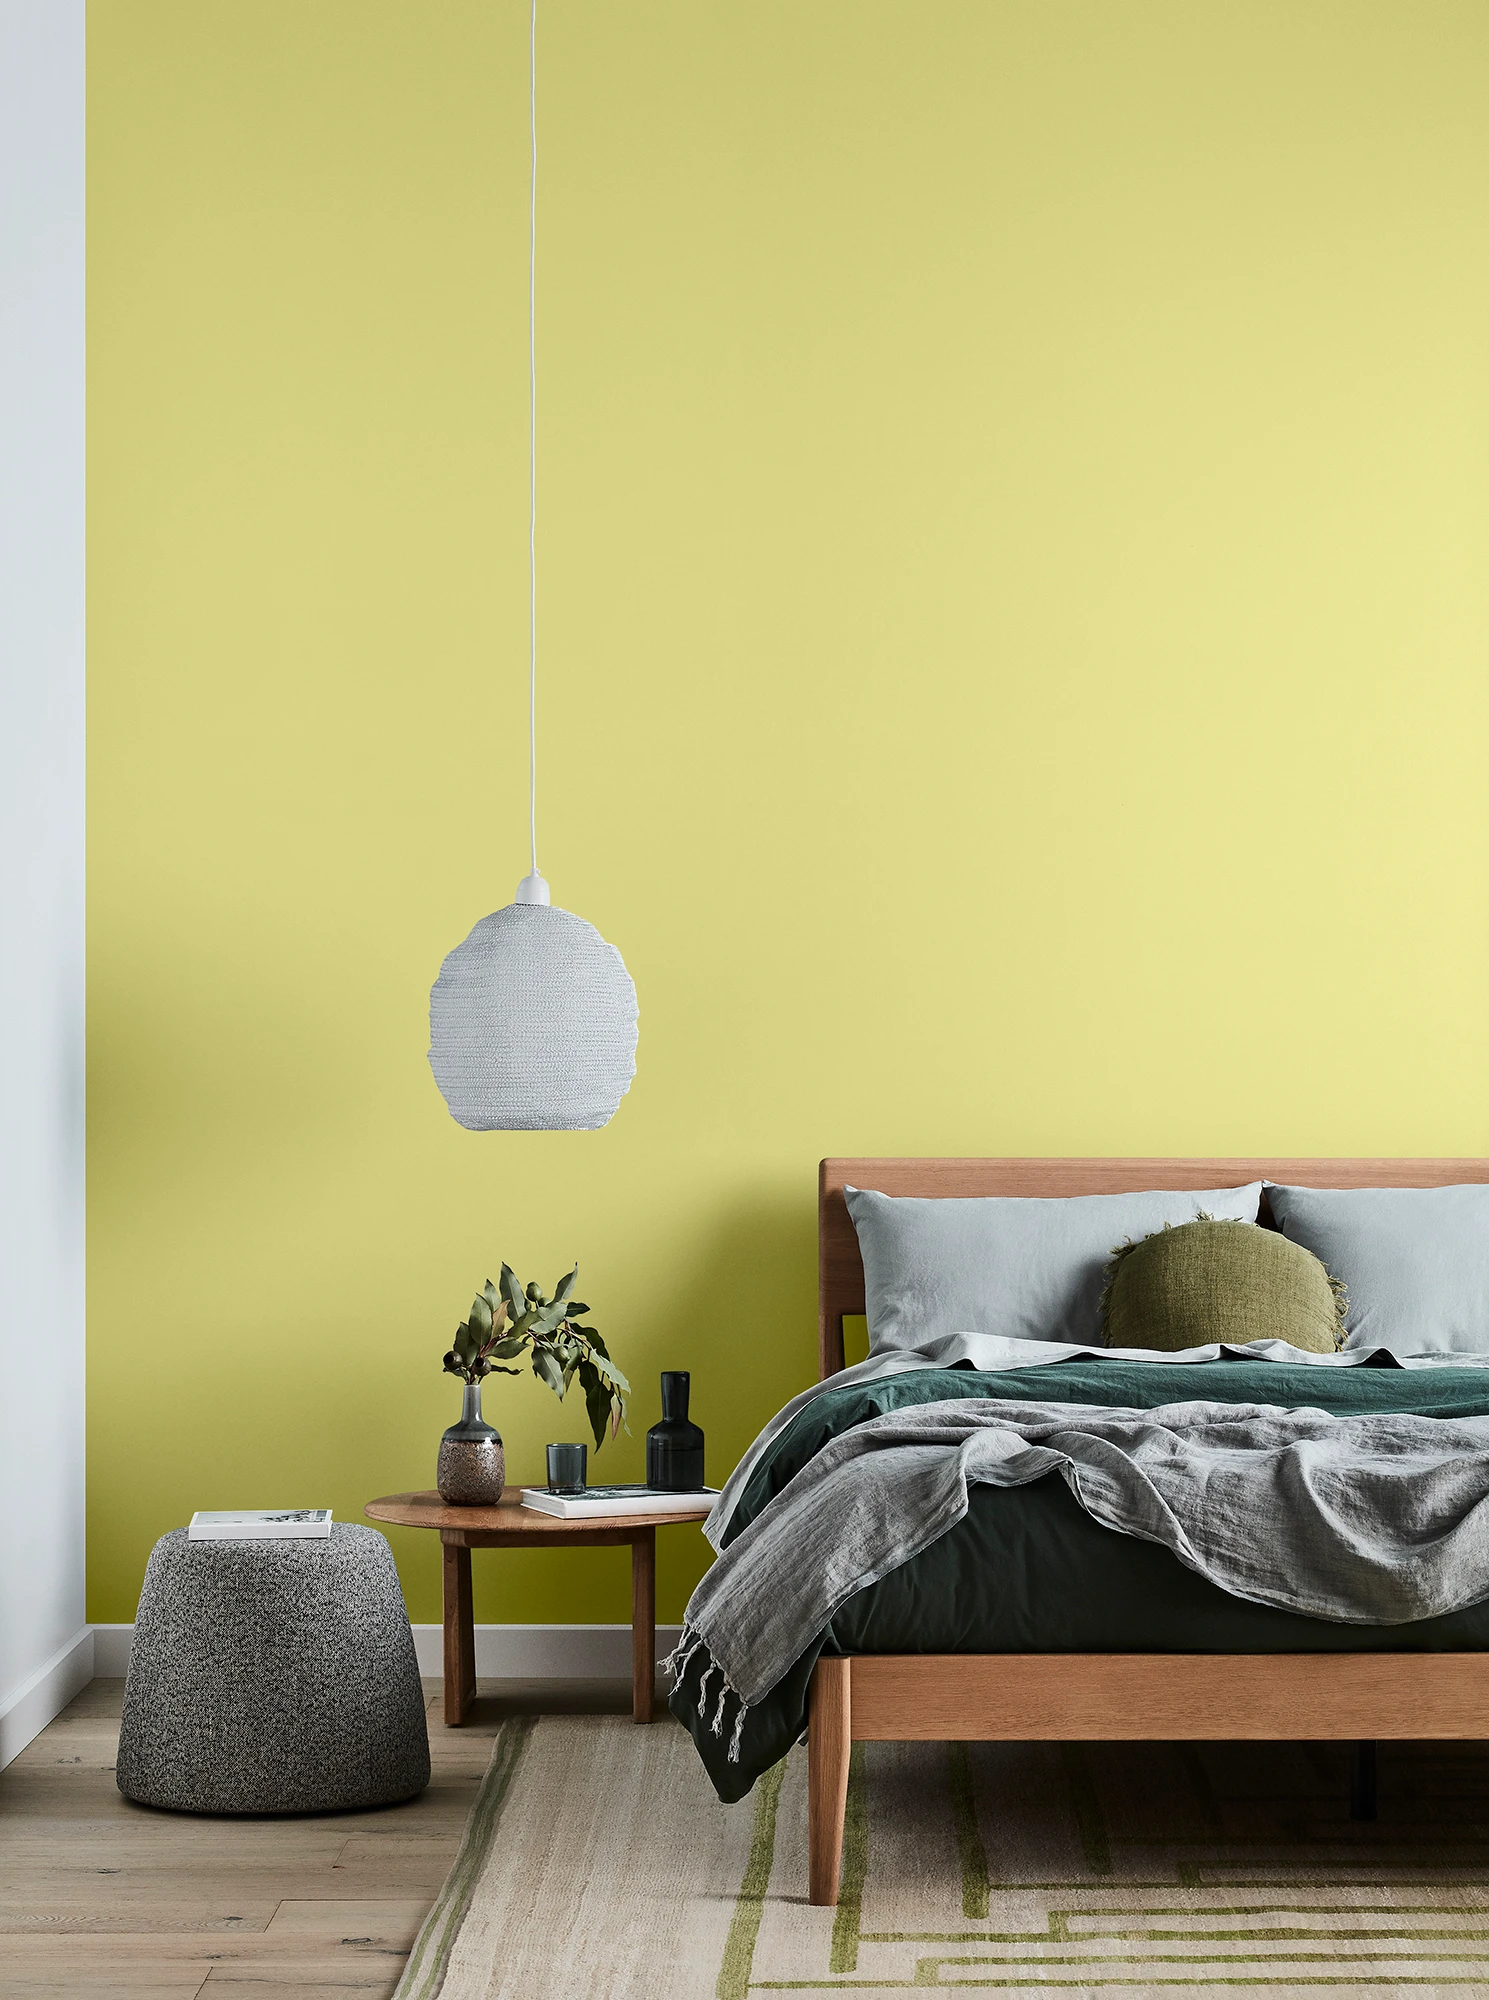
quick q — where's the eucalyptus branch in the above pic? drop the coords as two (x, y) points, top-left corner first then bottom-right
(440, 1262), (628, 1450)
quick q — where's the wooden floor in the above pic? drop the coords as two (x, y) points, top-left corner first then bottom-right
(0, 1674), (646, 1999)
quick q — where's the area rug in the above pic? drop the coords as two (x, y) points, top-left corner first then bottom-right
(393, 1714), (1489, 1998)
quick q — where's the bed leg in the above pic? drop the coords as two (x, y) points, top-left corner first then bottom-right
(1350, 1740), (1377, 1821)
(808, 1656), (852, 1907)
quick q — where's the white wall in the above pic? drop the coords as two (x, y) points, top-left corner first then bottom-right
(0, 0), (89, 1767)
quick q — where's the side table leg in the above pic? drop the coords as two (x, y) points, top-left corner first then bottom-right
(631, 1528), (656, 1723)
(442, 1539), (476, 1726)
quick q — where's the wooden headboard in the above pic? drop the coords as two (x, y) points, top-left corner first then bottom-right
(817, 1157), (1489, 1380)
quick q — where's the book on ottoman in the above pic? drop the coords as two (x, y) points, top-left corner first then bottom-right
(187, 1509), (333, 1541)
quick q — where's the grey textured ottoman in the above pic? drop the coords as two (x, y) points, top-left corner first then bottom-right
(116, 1523), (430, 1814)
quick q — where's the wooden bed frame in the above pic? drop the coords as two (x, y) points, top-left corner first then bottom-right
(805, 1156), (1489, 1905)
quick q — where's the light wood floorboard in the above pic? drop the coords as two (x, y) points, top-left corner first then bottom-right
(0, 1673), (652, 1998)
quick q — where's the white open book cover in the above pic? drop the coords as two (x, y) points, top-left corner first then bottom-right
(519, 1484), (718, 1520)
(188, 1509), (333, 1541)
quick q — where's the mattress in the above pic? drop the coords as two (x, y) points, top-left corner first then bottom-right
(674, 1357), (1489, 1800)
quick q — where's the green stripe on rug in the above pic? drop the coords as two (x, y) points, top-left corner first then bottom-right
(392, 1714), (536, 2000)
(1061, 1744), (1113, 1876)
(752, 1978), (1489, 1991)
(913, 1973), (1489, 1990)
(716, 1752), (789, 2000)
(948, 1742), (991, 1920)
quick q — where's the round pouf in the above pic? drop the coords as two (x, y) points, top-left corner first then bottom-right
(116, 1524), (430, 1815)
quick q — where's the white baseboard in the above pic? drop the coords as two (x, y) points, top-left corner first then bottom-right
(0, 1626), (95, 1770)
(91, 1622), (684, 1682)
(91, 1626), (135, 1676)
(410, 1622), (686, 1679)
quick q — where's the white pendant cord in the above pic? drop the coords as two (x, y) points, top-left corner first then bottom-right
(514, 0), (549, 906)
(527, 0), (539, 883)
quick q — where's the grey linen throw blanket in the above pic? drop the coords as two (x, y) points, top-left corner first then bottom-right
(669, 1396), (1489, 1762)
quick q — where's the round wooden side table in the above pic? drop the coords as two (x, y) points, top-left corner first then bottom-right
(364, 1488), (713, 1725)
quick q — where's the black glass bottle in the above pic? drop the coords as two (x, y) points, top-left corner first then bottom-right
(646, 1371), (705, 1491)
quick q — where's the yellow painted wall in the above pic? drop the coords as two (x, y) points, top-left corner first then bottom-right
(88, 1), (1489, 1625)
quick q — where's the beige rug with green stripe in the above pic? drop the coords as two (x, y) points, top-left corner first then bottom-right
(394, 1715), (1489, 1998)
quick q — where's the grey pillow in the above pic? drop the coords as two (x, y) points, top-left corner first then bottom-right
(1265, 1183), (1489, 1355)
(845, 1183), (1263, 1354)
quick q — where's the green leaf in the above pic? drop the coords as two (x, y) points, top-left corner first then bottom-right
(453, 1322), (479, 1366)
(587, 1329), (611, 1360)
(532, 1345), (565, 1397)
(584, 1370), (611, 1450)
(483, 1279), (501, 1313)
(567, 1302), (589, 1317)
(490, 1335), (527, 1359)
(500, 1264), (526, 1317)
(468, 1294), (493, 1339)
(554, 1264), (578, 1306)
(488, 1364), (522, 1376)
(589, 1352), (631, 1396)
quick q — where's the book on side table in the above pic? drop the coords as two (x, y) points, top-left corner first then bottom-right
(519, 1484), (718, 1520)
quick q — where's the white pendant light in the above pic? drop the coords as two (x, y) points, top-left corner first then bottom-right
(429, 0), (638, 1133)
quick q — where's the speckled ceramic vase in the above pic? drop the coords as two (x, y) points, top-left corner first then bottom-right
(437, 1382), (505, 1505)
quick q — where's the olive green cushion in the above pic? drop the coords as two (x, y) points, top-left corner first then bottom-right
(1101, 1218), (1346, 1354)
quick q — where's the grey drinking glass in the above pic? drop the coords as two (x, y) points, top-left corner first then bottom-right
(546, 1442), (587, 1494)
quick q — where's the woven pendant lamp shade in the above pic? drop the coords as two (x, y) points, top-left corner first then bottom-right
(428, 903), (638, 1131)
(428, 1), (638, 1132)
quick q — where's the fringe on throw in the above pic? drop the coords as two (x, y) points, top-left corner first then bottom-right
(660, 1619), (752, 1764)
(1326, 1268), (1351, 1351)
(660, 1628), (705, 1685)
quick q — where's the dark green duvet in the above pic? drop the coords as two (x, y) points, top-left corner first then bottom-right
(671, 1357), (1489, 1801)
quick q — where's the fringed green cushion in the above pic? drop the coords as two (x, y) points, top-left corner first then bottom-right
(1101, 1217), (1347, 1354)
